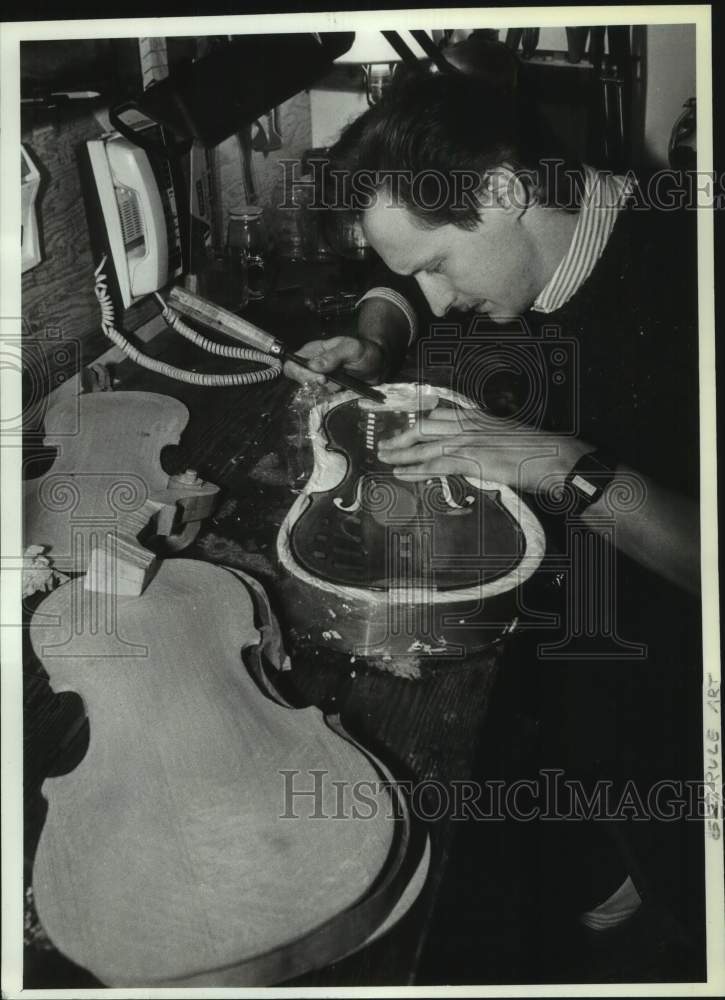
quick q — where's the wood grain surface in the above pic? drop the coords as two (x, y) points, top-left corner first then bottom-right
(31, 559), (401, 986)
(24, 391), (189, 575)
(24, 289), (505, 987)
(22, 114), (106, 349)
(21, 111), (161, 396)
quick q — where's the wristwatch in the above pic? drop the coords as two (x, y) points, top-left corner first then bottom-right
(564, 449), (618, 517)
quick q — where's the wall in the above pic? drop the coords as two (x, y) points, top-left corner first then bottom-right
(213, 90), (313, 248)
(21, 106), (160, 400)
(307, 23), (697, 171)
(310, 87), (367, 150)
(20, 40), (314, 399)
(527, 23), (697, 168)
(21, 39), (159, 398)
(21, 111), (107, 358)
(641, 23), (696, 168)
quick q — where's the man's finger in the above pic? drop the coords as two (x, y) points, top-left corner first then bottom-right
(283, 358), (327, 384)
(292, 339), (327, 360)
(378, 438), (459, 466)
(377, 427), (427, 454)
(283, 336), (365, 384)
(306, 337), (364, 373)
(425, 406), (471, 423)
(391, 455), (478, 479)
(429, 407), (528, 438)
(378, 417), (466, 451)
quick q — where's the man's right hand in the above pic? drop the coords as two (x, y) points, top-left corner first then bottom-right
(284, 296), (413, 388)
(283, 336), (387, 389)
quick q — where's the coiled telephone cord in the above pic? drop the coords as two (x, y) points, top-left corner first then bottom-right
(94, 258), (282, 387)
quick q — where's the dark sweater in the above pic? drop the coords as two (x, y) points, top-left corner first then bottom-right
(379, 203), (700, 495)
(374, 205), (704, 923)
(386, 202), (703, 765)
(523, 207), (704, 931)
(524, 203), (700, 498)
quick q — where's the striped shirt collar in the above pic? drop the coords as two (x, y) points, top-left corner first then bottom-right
(531, 165), (634, 314)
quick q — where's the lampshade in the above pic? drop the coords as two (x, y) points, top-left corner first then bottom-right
(333, 30), (444, 65)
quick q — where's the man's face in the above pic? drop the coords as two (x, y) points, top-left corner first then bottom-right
(362, 196), (542, 322)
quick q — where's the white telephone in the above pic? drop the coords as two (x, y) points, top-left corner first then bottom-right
(86, 132), (183, 309)
(85, 127), (284, 390)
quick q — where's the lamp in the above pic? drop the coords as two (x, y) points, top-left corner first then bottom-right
(334, 30), (445, 104)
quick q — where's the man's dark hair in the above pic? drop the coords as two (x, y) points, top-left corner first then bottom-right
(328, 69), (582, 230)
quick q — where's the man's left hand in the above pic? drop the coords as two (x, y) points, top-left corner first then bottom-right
(377, 406), (590, 495)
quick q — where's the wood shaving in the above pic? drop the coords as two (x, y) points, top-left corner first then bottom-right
(22, 546), (68, 598)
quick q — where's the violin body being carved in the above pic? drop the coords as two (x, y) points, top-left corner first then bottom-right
(30, 393), (426, 986)
(31, 561), (417, 985)
(278, 385), (545, 656)
(24, 391), (217, 575)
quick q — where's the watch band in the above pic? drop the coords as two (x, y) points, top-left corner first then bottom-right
(565, 449), (618, 516)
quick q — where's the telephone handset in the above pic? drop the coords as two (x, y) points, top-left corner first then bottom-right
(86, 134), (169, 307)
(109, 100), (193, 159)
(84, 109), (185, 311)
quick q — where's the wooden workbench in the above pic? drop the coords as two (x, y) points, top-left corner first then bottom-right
(22, 277), (548, 987)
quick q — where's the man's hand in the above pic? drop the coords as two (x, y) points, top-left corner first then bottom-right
(377, 407), (590, 494)
(284, 296), (413, 388)
(283, 336), (387, 389)
(379, 406), (700, 595)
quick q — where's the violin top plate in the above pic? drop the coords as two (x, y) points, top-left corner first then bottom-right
(279, 384), (545, 602)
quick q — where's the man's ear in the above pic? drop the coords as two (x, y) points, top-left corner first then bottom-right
(480, 166), (532, 217)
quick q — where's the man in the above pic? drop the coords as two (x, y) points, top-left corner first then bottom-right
(286, 70), (703, 970)
(288, 71), (698, 592)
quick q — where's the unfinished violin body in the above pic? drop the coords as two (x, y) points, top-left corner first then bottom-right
(30, 396), (426, 986)
(24, 391), (217, 574)
(278, 384), (545, 656)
